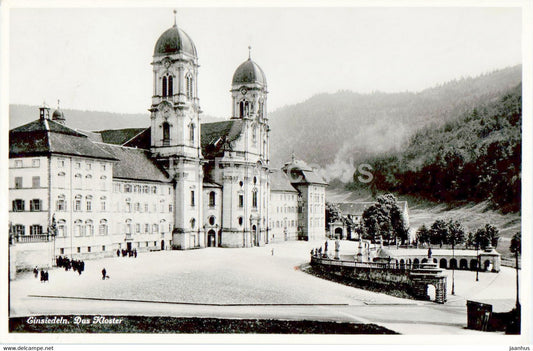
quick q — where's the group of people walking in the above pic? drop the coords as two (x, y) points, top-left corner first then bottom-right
(33, 267), (49, 283)
(56, 255), (85, 275)
(117, 248), (137, 258)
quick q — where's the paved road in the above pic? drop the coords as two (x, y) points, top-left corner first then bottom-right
(10, 240), (514, 335)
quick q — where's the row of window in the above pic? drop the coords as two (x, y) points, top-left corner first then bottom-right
(276, 206), (297, 214)
(272, 220), (297, 229)
(161, 74), (194, 99)
(57, 241), (159, 256)
(161, 122), (195, 146)
(12, 224), (43, 235)
(113, 183), (170, 195)
(57, 173), (107, 190)
(13, 159), (40, 168)
(12, 199), (42, 212)
(58, 159), (107, 172)
(13, 176), (40, 189)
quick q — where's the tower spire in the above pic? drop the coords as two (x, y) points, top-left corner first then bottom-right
(248, 45), (252, 60)
(173, 9), (177, 27)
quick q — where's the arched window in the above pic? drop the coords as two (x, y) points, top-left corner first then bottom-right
(57, 220), (67, 237)
(84, 174), (92, 189)
(86, 195), (93, 212)
(239, 101), (244, 118)
(85, 220), (94, 236)
(168, 75), (173, 96)
(162, 76), (168, 97)
(162, 122), (170, 146)
(100, 176), (107, 191)
(189, 123), (195, 145)
(57, 172), (66, 188)
(190, 218), (196, 229)
(252, 189), (258, 208)
(100, 196), (106, 211)
(125, 219), (132, 234)
(186, 74), (193, 99)
(99, 220), (108, 236)
(74, 195), (82, 212)
(74, 174), (82, 189)
(209, 191), (216, 207)
(74, 220), (83, 237)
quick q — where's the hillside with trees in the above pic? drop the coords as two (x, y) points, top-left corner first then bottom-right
(268, 65), (521, 177)
(350, 83), (521, 213)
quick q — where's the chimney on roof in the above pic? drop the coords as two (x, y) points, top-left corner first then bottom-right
(39, 101), (50, 120)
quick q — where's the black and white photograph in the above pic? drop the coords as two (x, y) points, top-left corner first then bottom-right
(1, 0), (532, 348)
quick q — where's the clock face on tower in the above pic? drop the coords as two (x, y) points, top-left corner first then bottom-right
(163, 59), (171, 68)
(162, 105), (171, 117)
(240, 87), (248, 95)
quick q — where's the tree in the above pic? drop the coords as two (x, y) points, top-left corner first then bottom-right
(474, 224), (500, 249)
(325, 202), (342, 231)
(416, 224), (430, 246)
(429, 219), (448, 247)
(446, 219), (465, 248)
(361, 194), (408, 244)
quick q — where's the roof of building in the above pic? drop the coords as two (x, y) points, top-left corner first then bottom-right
(154, 25), (197, 58)
(337, 201), (409, 216)
(9, 119), (117, 160)
(203, 182), (222, 188)
(270, 170), (297, 193)
(96, 143), (171, 182)
(95, 128), (148, 145)
(201, 120), (243, 158)
(232, 58), (267, 87)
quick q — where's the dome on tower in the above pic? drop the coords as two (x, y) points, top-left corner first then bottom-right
(154, 25), (197, 58)
(52, 109), (65, 120)
(232, 58), (267, 87)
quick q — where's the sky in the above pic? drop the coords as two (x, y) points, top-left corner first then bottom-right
(8, 5), (523, 117)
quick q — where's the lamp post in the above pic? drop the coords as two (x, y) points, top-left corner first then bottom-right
(475, 243), (479, 282)
(451, 241), (455, 295)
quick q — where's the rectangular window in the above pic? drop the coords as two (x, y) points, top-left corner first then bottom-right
(190, 191), (195, 206)
(102, 245), (106, 251)
(145, 223), (150, 233)
(144, 204), (149, 212)
(12, 199), (25, 212)
(75, 162), (81, 169)
(32, 159), (40, 167)
(101, 163), (106, 171)
(86, 200), (92, 212)
(100, 201), (106, 211)
(169, 204), (173, 212)
(57, 199), (66, 211)
(75, 200), (82, 211)
(32, 176), (40, 188)
(239, 194), (244, 208)
(135, 203), (140, 212)
(86, 163), (92, 170)
(60, 248), (64, 255)
(135, 223), (140, 233)
(15, 160), (23, 168)
(30, 225), (43, 235)
(59, 159), (65, 168)
(15, 177), (23, 189)
(87, 246), (91, 253)
(77, 247), (81, 253)
(30, 199), (41, 212)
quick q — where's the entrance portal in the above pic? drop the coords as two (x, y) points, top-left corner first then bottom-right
(126, 242), (132, 251)
(161, 240), (165, 250)
(208, 230), (216, 247)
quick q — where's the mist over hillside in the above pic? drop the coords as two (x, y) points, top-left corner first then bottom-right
(268, 65), (522, 181)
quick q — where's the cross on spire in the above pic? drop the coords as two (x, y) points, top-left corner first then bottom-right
(173, 9), (177, 27)
(57, 99), (60, 109)
(248, 45), (252, 59)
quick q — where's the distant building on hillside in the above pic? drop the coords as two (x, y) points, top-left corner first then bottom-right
(329, 201), (410, 241)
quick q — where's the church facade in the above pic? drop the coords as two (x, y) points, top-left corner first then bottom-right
(8, 19), (327, 268)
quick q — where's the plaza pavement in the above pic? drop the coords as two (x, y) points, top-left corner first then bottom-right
(9, 240), (516, 335)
